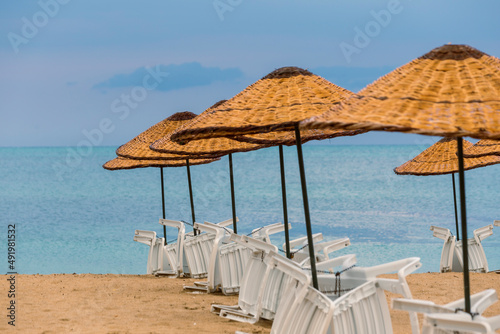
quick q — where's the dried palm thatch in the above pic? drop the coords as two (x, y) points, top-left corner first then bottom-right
(463, 139), (500, 158)
(301, 44), (500, 140)
(102, 156), (219, 171)
(234, 128), (365, 146)
(150, 101), (275, 155)
(116, 111), (220, 160)
(169, 67), (356, 143)
(394, 138), (500, 176)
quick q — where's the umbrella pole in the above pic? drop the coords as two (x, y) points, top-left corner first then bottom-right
(456, 137), (471, 313)
(229, 153), (237, 233)
(279, 145), (291, 259)
(294, 124), (318, 289)
(186, 159), (197, 236)
(451, 173), (460, 241)
(160, 167), (167, 245)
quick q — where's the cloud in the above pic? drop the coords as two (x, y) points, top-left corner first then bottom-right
(93, 62), (244, 92)
(310, 66), (395, 93)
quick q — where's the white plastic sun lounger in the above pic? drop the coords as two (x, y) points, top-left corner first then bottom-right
(185, 222), (290, 294)
(183, 220), (232, 285)
(183, 218), (236, 279)
(431, 222), (497, 273)
(219, 222), (290, 295)
(271, 256), (422, 334)
(212, 246), (356, 325)
(154, 219), (187, 277)
(133, 229), (166, 275)
(393, 289), (500, 333)
(134, 219), (187, 277)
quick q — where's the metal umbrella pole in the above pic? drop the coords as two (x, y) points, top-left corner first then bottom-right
(228, 153), (237, 233)
(451, 173), (460, 241)
(186, 159), (197, 236)
(279, 145), (291, 259)
(456, 137), (471, 313)
(294, 124), (318, 289)
(160, 167), (167, 245)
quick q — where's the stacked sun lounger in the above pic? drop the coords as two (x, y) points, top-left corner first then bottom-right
(431, 221), (500, 273)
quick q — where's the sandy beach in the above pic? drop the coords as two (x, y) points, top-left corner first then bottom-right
(1, 272), (499, 333)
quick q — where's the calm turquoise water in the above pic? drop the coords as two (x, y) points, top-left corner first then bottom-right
(1, 145), (499, 274)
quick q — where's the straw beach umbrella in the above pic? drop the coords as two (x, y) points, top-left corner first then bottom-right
(152, 101), (275, 235)
(301, 44), (500, 312)
(394, 137), (500, 240)
(464, 139), (500, 158)
(167, 67), (366, 287)
(109, 111), (222, 239)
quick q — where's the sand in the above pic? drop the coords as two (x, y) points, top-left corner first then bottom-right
(1, 272), (499, 333)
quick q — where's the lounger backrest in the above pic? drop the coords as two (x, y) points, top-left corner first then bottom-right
(219, 242), (252, 295)
(218, 230), (280, 295)
(183, 232), (216, 278)
(272, 285), (331, 334)
(260, 251), (305, 320)
(270, 257), (319, 334)
(237, 250), (270, 315)
(194, 222), (228, 291)
(430, 226), (455, 273)
(134, 230), (164, 274)
(159, 219), (186, 275)
(331, 280), (393, 334)
(454, 238), (488, 273)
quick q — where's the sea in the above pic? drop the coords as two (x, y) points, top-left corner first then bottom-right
(1, 144), (499, 275)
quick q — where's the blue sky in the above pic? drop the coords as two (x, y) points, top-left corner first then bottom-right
(1, 0), (499, 147)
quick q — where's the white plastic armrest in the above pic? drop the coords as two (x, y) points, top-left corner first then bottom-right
(252, 222), (291, 237)
(159, 219), (185, 229)
(134, 230), (156, 244)
(229, 233), (278, 253)
(445, 289), (498, 315)
(494, 220), (500, 227)
(214, 217), (238, 228)
(194, 222), (221, 235)
(285, 233), (323, 250)
(425, 313), (494, 333)
(471, 289), (498, 315)
(364, 257), (422, 279)
(392, 298), (453, 314)
(313, 254), (357, 272)
(474, 224), (494, 242)
(315, 238), (350, 257)
(430, 226), (452, 241)
(487, 315), (500, 330)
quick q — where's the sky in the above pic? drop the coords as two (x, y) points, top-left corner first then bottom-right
(1, 0), (499, 147)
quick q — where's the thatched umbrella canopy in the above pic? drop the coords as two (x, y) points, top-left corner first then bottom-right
(301, 44), (500, 312)
(463, 139), (500, 158)
(170, 67), (356, 143)
(106, 111), (222, 238)
(103, 156), (219, 170)
(152, 101), (276, 235)
(394, 138), (500, 176)
(394, 137), (500, 239)
(164, 67), (366, 287)
(116, 111), (220, 160)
